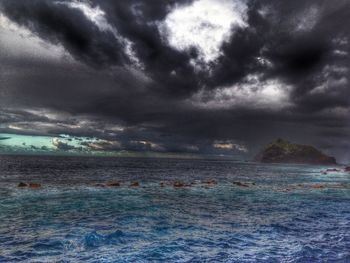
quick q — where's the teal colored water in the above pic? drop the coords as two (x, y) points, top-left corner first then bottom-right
(0, 156), (349, 262)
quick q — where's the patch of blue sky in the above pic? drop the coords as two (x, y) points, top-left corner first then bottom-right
(0, 133), (94, 154)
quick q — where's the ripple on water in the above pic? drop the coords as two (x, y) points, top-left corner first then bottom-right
(84, 230), (126, 248)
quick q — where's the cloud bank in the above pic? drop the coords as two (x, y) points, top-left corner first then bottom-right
(0, 0), (349, 161)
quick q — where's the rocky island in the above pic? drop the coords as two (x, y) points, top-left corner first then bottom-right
(255, 139), (336, 165)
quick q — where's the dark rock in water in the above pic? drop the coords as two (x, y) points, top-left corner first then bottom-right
(326, 168), (340, 172)
(254, 139), (336, 165)
(173, 181), (190, 188)
(29, 183), (41, 188)
(233, 181), (249, 187)
(203, 180), (217, 185)
(106, 181), (120, 187)
(173, 181), (184, 188)
(311, 184), (325, 189)
(130, 182), (139, 187)
(345, 166), (350, 172)
(18, 182), (27, 188)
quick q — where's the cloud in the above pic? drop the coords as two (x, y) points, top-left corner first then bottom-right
(0, 13), (69, 61)
(57, 0), (142, 68)
(159, 0), (248, 67)
(52, 137), (78, 151)
(0, 0), (128, 68)
(213, 140), (248, 152)
(81, 139), (122, 151)
(190, 74), (293, 110)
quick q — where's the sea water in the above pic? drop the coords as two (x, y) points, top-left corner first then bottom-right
(0, 155), (349, 262)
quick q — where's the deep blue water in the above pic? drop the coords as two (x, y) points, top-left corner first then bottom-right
(0, 155), (349, 262)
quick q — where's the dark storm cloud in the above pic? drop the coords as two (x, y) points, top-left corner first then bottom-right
(0, 0), (350, 161)
(1, 0), (348, 98)
(0, 0), (200, 98)
(0, 0), (128, 67)
(251, 0), (350, 110)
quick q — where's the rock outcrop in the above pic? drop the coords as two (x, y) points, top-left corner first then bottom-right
(130, 182), (140, 187)
(18, 182), (27, 188)
(29, 183), (41, 188)
(255, 139), (336, 165)
(106, 181), (120, 187)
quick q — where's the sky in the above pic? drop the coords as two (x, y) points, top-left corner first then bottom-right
(0, 0), (349, 162)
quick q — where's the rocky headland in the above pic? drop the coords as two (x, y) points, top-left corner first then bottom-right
(255, 139), (336, 165)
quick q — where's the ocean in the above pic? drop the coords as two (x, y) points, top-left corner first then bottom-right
(0, 155), (349, 262)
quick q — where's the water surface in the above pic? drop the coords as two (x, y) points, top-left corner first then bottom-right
(0, 156), (349, 262)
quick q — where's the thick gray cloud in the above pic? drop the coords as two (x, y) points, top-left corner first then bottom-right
(0, 0), (349, 162)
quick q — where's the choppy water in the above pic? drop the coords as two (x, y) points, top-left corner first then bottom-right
(0, 155), (349, 262)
